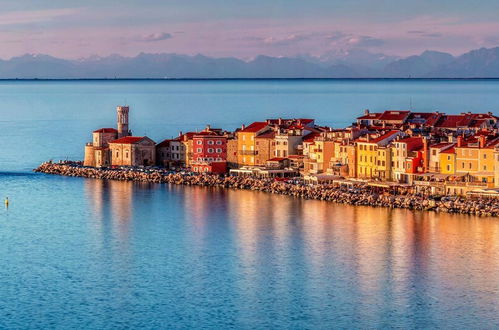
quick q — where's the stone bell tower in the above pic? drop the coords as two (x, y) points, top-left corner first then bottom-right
(117, 105), (131, 138)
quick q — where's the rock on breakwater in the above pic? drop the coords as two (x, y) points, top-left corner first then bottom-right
(34, 162), (499, 217)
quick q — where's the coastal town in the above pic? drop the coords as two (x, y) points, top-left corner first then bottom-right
(77, 105), (499, 196)
(36, 105), (499, 215)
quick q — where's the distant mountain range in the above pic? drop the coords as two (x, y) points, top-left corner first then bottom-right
(2, 46), (499, 78)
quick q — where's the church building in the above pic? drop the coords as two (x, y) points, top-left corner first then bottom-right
(83, 106), (156, 167)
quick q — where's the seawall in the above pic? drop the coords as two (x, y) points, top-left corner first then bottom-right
(34, 162), (499, 217)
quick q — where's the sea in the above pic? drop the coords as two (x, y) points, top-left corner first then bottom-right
(0, 79), (499, 328)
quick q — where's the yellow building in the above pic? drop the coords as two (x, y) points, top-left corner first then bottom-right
(439, 147), (456, 174)
(454, 135), (499, 184)
(375, 147), (391, 180)
(236, 122), (269, 166)
(356, 130), (401, 179)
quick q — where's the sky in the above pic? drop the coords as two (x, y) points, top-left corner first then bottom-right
(1, 0), (499, 59)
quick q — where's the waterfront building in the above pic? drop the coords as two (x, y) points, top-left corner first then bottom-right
(303, 137), (335, 174)
(273, 119), (315, 158)
(180, 132), (196, 166)
(439, 147), (456, 175)
(84, 106), (131, 167)
(391, 136), (423, 183)
(170, 135), (186, 167)
(355, 130), (401, 179)
(454, 134), (499, 185)
(254, 131), (276, 165)
(428, 142), (455, 173)
(226, 137), (238, 169)
(236, 122), (270, 166)
(156, 133), (187, 168)
(109, 136), (156, 166)
(191, 130), (227, 174)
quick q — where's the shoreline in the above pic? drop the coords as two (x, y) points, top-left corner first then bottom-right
(34, 161), (499, 217)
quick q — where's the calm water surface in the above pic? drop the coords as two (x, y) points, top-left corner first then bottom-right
(0, 80), (499, 328)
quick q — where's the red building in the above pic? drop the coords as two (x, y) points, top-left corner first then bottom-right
(191, 131), (227, 174)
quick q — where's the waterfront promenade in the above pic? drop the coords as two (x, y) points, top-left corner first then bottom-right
(35, 162), (499, 217)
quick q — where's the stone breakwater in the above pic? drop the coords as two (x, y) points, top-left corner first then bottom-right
(35, 162), (499, 217)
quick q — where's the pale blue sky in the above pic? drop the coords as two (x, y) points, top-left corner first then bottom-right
(1, 0), (499, 59)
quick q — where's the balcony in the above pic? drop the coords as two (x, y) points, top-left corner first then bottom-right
(239, 150), (257, 155)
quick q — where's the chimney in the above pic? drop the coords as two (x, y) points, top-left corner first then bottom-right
(241, 124), (245, 130)
(278, 118), (282, 125)
(179, 131), (183, 137)
(206, 124), (211, 131)
(457, 135), (463, 147)
(364, 109), (369, 116)
(479, 135), (486, 148)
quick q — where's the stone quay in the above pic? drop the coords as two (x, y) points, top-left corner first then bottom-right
(35, 161), (499, 217)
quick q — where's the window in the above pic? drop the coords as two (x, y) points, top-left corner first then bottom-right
(448, 155), (451, 161)
(447, 165), (450, 171)
(432, 150), (436, 156)
(197, 148), (202, 153)
(208, 140), (214, 145)
(216, 140), (222, 145)
(216, 148), (222, 153)
(208, 148), (214, 153)
(484, 154), (487, 159)
(196, 140), (202, 145)
(125, 152), (129, 158)
(469, 163), (472, 169)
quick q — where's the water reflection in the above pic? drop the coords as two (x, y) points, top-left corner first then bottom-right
(81, 180), (499, 327)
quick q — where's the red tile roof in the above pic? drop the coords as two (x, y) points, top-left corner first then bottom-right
(429, 142), (454, 149)
(256, 131), (275, 139)
(303, 132), (320, 142)
(240, 122), (268, 133)
(357, 112), (383, 120)
(194, 131), (221, 137)
(109, 136), (144, 144)
(441, 147), (455, 154)
(397, 137), (423, 144)
(93, 128), (117, 133)
(378, 110), (410, 121)
(370, 130), (400, 143)
(434, 115), (472, 128)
